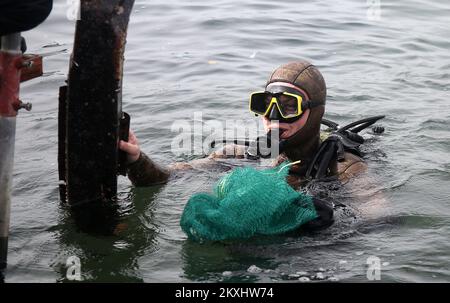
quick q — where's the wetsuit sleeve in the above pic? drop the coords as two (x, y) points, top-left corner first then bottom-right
(127, 152), (170, 187)
(337, 152), (367, 183)
(208, 144), (246, 159)
(301, 198), (334, 231)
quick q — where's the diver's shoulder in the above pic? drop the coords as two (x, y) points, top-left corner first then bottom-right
(337, 152), (367, 182)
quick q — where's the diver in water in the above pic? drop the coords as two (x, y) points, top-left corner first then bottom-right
(120, 60), (382, 230)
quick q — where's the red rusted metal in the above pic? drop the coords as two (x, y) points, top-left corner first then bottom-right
(0, 51), (22, 117)
(20, 54), (43, 83)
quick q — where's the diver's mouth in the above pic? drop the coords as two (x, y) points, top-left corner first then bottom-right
(267, 127), (287, 139)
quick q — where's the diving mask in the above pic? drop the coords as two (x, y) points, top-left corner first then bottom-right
(249, 85), (321, 119)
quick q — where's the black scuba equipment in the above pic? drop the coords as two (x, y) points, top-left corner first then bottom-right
(209, 115), (385, 178)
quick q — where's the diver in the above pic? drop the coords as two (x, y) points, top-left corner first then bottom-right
(119, 60), (383, 231)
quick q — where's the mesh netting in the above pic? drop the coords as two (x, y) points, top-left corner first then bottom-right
(180, 162), (318, 242)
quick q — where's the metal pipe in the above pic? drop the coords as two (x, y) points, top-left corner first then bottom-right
(0, 32), (21, 278)
(0, 118), (16, 274)
(1, 34), (21, 51)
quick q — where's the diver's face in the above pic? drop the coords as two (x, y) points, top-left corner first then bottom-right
(262, 82), (311, 140)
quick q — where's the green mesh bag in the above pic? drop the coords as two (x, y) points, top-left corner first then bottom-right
(180, 162), (318, 242)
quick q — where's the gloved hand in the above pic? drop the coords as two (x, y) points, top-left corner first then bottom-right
(301, 198), (334, 231)
(372, 125), (385, 134)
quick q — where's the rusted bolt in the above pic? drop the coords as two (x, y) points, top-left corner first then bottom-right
(17, 100), (32, 111)
(21, 60), (33, 68)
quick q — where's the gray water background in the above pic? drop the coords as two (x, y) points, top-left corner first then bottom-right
(5, 0), (450, 282)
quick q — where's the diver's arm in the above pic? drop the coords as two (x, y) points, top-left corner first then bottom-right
(127, 152), (170, 186)
(337, 152), (389, 216)
(120, 130), (246, 185)
(162, 144), (247, 171)
(119, 131), (232, 185)
(337, 152), (368, 184)
(126, 146), (244, 185)
(120, 130), (170, 186)
(165, 144), (246, 171)
(207, 144), (246, 159)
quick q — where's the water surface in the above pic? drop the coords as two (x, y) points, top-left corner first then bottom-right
(6, 0), (450, 282)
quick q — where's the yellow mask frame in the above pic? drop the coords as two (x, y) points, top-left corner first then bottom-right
(249, 91), (304, 119)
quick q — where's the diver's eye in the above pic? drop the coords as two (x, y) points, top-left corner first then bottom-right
(279, 95), (298, 111)
(278, 94), (297, 105)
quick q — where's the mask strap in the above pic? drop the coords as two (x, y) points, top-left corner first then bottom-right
(303, 100), (323, 109)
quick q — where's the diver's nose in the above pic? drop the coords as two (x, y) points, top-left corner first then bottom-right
(267, 104), (282, 120)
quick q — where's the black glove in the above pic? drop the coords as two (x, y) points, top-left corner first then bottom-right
(301, 198), (334, 231)
(372, 125), (385, 134)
